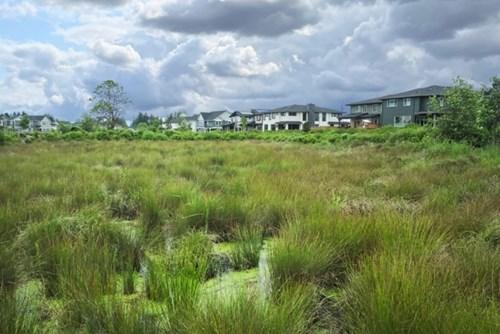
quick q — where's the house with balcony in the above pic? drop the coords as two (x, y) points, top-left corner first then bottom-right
(260, 104), (343, 131)
(344, 98), (382, 128)
(224, 109), (266, 131)
(346, 85), (450, 127)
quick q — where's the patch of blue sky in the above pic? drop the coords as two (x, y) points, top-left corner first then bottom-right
(0, 14), (83, 51)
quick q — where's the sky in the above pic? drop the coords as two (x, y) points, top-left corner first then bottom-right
(1, 0), (499, 122)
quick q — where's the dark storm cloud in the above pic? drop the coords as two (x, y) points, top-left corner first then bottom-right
(140, 0), (319, 37)
(388, 0), (500, 41)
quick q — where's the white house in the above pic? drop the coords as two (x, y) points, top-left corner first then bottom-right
(260, 104), (343, 131)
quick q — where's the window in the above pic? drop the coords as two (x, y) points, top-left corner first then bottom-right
(362, 105), (367, 112)
(394, 115), (412, 127)
(302, 112), (307, 121)
(373, 104), (379, 112)
(322, 113), (326, 122)
(288, 112), (297, 116)
(403, 98), (411, 106)
(387, 99), (397, 107)
(280, 112), (286, 116)
(315, 113), (319, 122)
(272, 113), (276, 119)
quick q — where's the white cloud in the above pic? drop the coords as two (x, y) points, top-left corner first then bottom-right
(0, 1), (37, 19)
(1, 0), (499, 121)
(196, 36), (281, 77)
(90, 40), (141, 67)
(50, 94), (64, 105)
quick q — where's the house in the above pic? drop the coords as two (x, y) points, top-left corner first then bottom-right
(260, 104), (343, 131)
(344, 98), (382, 128)
(224, 109), (263, 131)
(346, 85), (450, 127)
(1, 114), (58, 132)
(0, 114), (10, 131)
(195, 110), (231, 132)
(33, 115), (58, 132)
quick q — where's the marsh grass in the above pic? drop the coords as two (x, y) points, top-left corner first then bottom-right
(1, 139), (498, 333)
(0, 288), (39, 334)
(184, 284), (317, 334)
(231, 224), (263, 270)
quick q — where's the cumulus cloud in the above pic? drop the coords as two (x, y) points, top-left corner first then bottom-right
(90, 41), (141, 67)
(1, 0), (499, 121)
(140, 0), (319, 36)
(196, 36), (281, 77)
(34, 0), (131, 7)
(0, 1), (37, 19)
(388, 0), (500, 41)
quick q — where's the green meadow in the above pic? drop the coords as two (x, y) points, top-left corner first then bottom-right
(1, 136), (499, 333)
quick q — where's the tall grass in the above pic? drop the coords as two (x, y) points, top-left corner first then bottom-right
(231, 224), (263, 270)
(1, 138), (498, 332)
(184, 284), (317, 334)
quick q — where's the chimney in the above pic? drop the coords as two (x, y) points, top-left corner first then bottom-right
(307, 103), (315, 126)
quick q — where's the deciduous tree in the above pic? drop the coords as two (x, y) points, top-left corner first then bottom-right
(431, 77), (485, 146)
(89, 80), (131, 129)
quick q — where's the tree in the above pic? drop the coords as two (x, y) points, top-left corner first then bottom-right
(431, 77), (485, 147)
(241, 116), (247, 131)
(20, 114), (30, 131)
(130, 112), (150, 129)
(481, 76), (500, 145)
(78, 112), (96, 132)
(89, 80), (131, 129)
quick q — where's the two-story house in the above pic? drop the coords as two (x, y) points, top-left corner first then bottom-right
(380, 86), (448, 127)
(347, 85), (449, 127)
(344, 98), (382, 128)
(195, 110), (231, 132)
(0, 114), (10, 131)
(224, 110), (264, 131)
(260, 104), (343, 131)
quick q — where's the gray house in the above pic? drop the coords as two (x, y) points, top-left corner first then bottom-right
(195, 110), (231, 132)
(344, 97), (382, 128)
(347, 85), (450, 127)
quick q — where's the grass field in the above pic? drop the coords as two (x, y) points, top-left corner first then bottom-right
(1, 138), (499, 333)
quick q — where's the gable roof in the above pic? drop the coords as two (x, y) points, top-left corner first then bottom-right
(28, 115), (46, 121)
(265, 104), (342, 114)
(381, 85), (450, 99)
(201, 110), (229, 120)
(347, 85), (451, 106)
(346, 97), (383, 106)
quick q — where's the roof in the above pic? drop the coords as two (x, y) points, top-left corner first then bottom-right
(339, 113), (380, 119)
(201, 110), (229, 120)
(265, 104), (342, 114)
(346, 97), (383, 106)
(347, 85), (451, 106)
(381, 85), (450, 99)
(230, 111), (255, 118)
(28, 115), (46, 121)
(339, 112), (368, 119)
